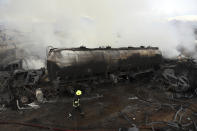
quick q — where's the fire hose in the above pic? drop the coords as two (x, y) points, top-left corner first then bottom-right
(0, 121), (155, 131)
(0, 121), (77, 131)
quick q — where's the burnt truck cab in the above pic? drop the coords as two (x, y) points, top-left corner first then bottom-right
(47, 46), (162, 93)
(0, 44), (23, 71)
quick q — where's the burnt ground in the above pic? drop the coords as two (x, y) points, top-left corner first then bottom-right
(0, 80), (197, 131)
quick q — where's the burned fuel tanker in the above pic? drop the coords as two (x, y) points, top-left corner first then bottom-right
(47, 46), (162, 94)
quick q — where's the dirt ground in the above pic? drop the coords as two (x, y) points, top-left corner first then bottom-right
(0, 81), (197, 131)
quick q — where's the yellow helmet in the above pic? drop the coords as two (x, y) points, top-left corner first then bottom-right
(76, 90), (82, 96)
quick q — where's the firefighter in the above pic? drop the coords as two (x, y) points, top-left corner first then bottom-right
(73, 90), (81, 108)
(68, 90), (84, 118)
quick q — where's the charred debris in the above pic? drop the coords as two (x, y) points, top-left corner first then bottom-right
(0, 44), (197, 130)
(0, 45), (197, 108)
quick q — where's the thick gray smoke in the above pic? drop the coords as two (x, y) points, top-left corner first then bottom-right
(0, 0), (197, 68)
(168, 16), (197, 58)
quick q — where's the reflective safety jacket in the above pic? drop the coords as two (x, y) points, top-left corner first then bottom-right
(73, 98), (80, 108)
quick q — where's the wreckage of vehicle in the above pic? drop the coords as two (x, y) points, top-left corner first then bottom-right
(0, 44), (45, 108)
(1, 45), (197, 108)
(0, 68), (45, 109)
(47, 46), (162, 94)
(0, 44), (197, 130)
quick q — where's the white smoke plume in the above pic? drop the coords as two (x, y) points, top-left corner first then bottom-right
(0, 0), (197, 68)
(168, 16), (197, 58)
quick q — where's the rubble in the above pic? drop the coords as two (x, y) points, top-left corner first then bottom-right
(0, 44), (197, 130)
(0, 57), (45, 109)
(16, 100), (40, 110)
(0, 104), (6, 112)
(152, 58), (197, 98)
(35, 88), (44, 103)
(0, 71), (13, 105)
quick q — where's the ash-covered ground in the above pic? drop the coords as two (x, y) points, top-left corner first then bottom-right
(1, 82), (197, 131)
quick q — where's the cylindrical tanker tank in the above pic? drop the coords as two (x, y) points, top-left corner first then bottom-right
(47, 46), (162, 82)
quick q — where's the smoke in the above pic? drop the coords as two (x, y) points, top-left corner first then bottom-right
(168, 16), (197, 58)
(0, 0), (197, 68)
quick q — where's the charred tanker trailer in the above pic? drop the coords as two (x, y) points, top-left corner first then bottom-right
(47, 46), (162, 94)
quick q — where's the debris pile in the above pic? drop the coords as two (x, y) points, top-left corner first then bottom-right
(0, 71), (12, 105)
(0, 44), (197, 108)
(153, 58), (197, 98)
(0, 67), (45, 109)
